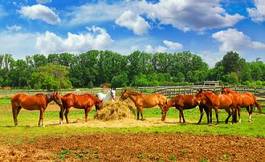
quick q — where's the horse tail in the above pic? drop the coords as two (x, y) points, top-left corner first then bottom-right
(255, 100), (262, 113)
(251, 94), (262, 113)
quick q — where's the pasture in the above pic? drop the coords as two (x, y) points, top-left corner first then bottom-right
(0, 95), (265, 161)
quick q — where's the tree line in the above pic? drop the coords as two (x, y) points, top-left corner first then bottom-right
(0, 50), (264, 90)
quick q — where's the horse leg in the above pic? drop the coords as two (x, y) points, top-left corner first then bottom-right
(140, 108), (144, 121)
(38, 108), (44, 127)
(12, 104), (18, 126)
(237, 107), (241, 123)
(178, 109), (182, 123)
(205, 107), (210, 124)
(181, 109), (185, 123)
(225, 109), (231, 124)
(248, 106), (253, 122)
(64, 108), (70, 124)
(215, 108), (219, 124)
(232, 108), (237, 124)
(197, 106), (204, 124)
(59, 105), (64, 124)
(209, 108), (213, 124)
(84, 108), (89, 122)
(136, 109), (140, 120)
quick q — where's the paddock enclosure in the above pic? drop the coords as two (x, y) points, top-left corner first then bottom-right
(0, 86), (265, 161)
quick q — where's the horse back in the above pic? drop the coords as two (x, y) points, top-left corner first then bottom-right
(175, 95), (198, 108)
(11, 93), (46, 109)
(218, 94), (233, 108)
(62, 93), (96, 108)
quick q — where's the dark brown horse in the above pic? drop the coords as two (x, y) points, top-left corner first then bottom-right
(11, 92), (62, 127)
(195, 90), (235, 124)
(60, 93), (103, 124)
(120, 89), (167, 120)
(161, 94), (205, 123)
(222, 87), (261, 122)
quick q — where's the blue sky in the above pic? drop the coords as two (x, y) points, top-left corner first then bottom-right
(0, 0), (264, 66)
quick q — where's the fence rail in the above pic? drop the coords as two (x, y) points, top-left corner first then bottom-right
(136, 86), (265, 104)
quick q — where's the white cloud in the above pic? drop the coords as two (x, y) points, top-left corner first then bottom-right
(163, 40), (183, 50)
(145, 44), (168, 53)
(247, 0), (265, 22)
(6, 25), (22, 32)
(19, 4), (60, 25)
(65, 0), (242, 31)
(212, 28), (265, 52)
(66, 2), (132, 26)
(115, 10), (150, 35)
(144, 40), (183, 53)
(140, 0), (243, 31)
(36, 26), (113, 54)
(0, 31), (39, 58)
(37, 0), (52, 4)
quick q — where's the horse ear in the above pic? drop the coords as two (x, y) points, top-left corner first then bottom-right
(197, 88), (202, 93)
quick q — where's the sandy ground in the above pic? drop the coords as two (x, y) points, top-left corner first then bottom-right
(44, 117), (180, 128)
(1, 133), (265, 162)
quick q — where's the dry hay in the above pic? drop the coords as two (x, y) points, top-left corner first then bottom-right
(94, 100), (136, 121)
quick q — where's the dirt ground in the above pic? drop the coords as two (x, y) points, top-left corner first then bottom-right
(0, 133), (265, 162)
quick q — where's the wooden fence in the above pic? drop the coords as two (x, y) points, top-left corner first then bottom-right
(136, 86), (265, 105)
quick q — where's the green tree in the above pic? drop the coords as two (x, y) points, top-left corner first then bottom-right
(9, 59), (31, 87)
(111, 72), (129, 87)
(30, 64), (72, 90)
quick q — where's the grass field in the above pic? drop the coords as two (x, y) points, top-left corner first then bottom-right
(0, 97), (265, 144)
(1, 97), (265, 161)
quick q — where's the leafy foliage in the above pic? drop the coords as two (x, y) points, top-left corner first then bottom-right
(0, 50), (264, 89)
(30, 64), (72, 90)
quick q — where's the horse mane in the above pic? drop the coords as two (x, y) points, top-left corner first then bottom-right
(125, 90), (142, 96)
(35, 93), (45, 96)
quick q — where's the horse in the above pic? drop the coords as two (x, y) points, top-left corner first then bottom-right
(222, 87), (261, 122)
(11, 92), (62, 127)
(195, 89), (235, 124)
(161, 94), (206, 123)
(120, 89), (167, 120)
(96, 88), (116, 103)
(60, 93), (103, 124)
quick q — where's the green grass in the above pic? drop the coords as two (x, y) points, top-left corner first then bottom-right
(0, 97), (11, 105)
(0, 100), (265, 144)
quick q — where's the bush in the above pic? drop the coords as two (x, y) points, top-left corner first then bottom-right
(111, 72), (129, 88)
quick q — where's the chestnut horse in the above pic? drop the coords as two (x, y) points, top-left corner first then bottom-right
(120, 89), (167, 120)
(222, 87), (261, 122)
(195, 90), (235, 124)
(11, 92), (62, 127)
(60, 93), (103, 124)
(161, 94), (207, 123)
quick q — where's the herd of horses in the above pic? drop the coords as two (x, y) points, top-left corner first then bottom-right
(10, 87), (261, 127)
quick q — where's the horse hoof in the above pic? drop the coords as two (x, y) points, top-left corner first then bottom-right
(59, 121), (63, 125)
(239, 119), (242, 123)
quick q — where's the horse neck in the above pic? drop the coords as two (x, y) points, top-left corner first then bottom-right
(45, 94), (53, 105)
(127, 93), (139, 103)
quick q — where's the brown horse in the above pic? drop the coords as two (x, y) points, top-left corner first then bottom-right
(11, 92), (62, 127)
(222, 87), (261, 122)
(60, 93), (103, 124)
(120, 89), (167, 120)
(195, 90), (235, 124)
(161, 94), (206, 123)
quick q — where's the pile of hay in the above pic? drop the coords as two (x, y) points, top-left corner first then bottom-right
(94, 100), (136, 121)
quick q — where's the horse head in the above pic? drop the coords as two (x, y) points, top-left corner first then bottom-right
(50, 92), (63, 106)
(161, 99), (174, 121)
(120, 89), (129, 100)
(221, 87), (233, 94)
(94, 97), (103, 111)
(195, 89), (207, 105)
(110, 88), (116, 100)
